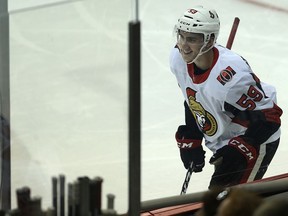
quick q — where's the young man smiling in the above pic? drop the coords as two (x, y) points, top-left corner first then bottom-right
(169, 6), (282, 188)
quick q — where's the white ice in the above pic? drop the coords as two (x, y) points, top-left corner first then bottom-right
(7, 0), (288, 214)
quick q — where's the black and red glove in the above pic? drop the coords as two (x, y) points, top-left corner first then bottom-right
(210, 136), (258, 165)
(176, 125), (205, 172)
(209, 136), (259, 186)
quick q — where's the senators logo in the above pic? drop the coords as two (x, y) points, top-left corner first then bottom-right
(186, 88), (217, 136)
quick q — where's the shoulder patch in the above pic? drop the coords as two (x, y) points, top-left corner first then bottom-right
(217, 66), (236, 85)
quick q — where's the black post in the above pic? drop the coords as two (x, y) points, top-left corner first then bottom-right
(0, 0), (11, 210)
(59, 175), (65, 216)
(128, 20), (141, 216)
(78, 176), (90, 216)
(52, 177), (58, 216)
(89, 176), (103, 216)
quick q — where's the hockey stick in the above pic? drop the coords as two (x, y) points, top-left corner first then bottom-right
(180, 162), (194, 195)
(226, 17), (240, 49)
(180, 18), (240, 195)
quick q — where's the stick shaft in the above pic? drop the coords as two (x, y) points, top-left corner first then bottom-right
(180, 162), (194, 195)
(226, 17), (240, 49)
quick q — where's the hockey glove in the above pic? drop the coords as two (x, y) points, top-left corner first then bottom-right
(176, 125), (205, 172)
(209, 136), (259, 185)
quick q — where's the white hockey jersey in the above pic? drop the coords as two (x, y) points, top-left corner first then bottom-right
(170, 44), (281, 153)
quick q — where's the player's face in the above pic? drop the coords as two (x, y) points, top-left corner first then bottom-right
(177, 30), (204, 63)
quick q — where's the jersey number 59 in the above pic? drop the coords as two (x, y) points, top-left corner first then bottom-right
(236, 85), (263, 110)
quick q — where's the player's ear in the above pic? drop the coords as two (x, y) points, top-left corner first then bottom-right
(203, 34), (215, 51)
(207, 34), (215, 47)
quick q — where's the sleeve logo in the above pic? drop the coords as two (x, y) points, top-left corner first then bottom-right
(217, 66), (236, 85)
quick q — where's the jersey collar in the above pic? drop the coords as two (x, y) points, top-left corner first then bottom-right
(187, 47), (219, 84)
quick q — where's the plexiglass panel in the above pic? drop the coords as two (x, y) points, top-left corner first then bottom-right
(10, 0), (129, 213)
(8, 0), (288, 214)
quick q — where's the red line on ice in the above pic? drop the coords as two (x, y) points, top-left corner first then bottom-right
(241, 0), (288, 14)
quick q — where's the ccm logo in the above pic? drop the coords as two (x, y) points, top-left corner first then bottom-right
(229, 139), (254, 160)
(178, 142), (194, 148)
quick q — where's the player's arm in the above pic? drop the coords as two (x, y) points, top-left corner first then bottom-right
(224, 73), (282, 145)
(214, 100), (282, 174)
(210, 73), (282, 184)
(176, 101), (205, 172)
(224, 102), (281, 145)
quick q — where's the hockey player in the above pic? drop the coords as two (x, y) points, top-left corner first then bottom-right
(170, 6), (282, 188)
